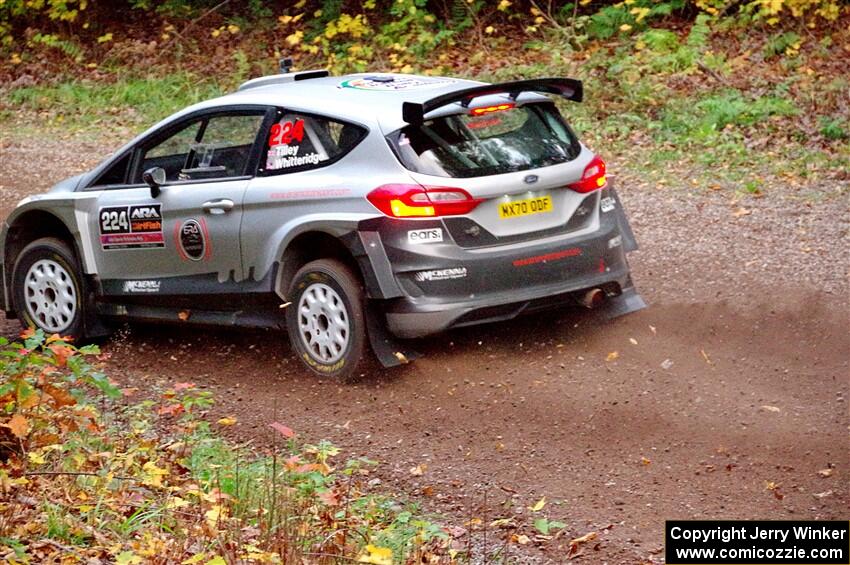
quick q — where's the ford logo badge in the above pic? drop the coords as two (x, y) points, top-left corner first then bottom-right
(523, 174), (539, 184)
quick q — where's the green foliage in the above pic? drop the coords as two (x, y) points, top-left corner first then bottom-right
(0, 342), (452, 562)
(764, 31), (802, 58)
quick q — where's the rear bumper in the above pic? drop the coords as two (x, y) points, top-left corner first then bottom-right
(359, 187), (640, 338)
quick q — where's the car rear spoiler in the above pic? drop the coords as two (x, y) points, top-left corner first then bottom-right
(401, 77), (583, 125)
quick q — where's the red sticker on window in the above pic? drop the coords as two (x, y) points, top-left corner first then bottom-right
(269, 119), (305, 147)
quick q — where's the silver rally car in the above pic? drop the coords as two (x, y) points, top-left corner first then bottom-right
(0, 70), (644, 378)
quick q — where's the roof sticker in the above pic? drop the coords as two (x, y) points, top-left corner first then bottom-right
(339, 75), (455, 91)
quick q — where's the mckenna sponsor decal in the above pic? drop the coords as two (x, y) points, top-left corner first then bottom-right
(414, 267), (467, 282)
(407, 228), (443, 244)
(123, 280), (160, 293)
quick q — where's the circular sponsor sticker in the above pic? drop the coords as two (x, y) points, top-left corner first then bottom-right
(179, 219), (205, 261)
(339, 76), (455, 91)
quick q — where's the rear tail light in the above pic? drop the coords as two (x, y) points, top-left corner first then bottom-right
(367, 184), (481, 218)
(568, 156), (607, 193)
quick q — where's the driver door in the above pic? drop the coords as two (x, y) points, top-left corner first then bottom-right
(86, 107), (272, 304)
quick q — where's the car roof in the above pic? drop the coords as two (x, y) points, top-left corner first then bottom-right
(193, 72), (487, 133)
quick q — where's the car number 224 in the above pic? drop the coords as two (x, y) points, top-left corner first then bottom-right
(100, 209), (129, 232)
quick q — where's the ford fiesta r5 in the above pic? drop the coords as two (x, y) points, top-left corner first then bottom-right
(0, 71), (645, 379)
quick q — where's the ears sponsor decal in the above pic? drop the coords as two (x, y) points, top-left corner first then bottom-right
(407, 228), (443, 244)
(175, 218), (212, 261)
(99, 204), (164, 250)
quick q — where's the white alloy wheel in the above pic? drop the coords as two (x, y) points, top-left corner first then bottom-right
(24, 258), (77, 333)
(297, 282), (350, 364)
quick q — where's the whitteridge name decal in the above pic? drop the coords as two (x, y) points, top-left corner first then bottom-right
(665, 520), (849, 564)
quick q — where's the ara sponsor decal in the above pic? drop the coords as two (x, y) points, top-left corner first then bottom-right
(99, 204), (164, 250)
(600, 196), (616, 213)
(176, 218), (210, 261)
(122, 280), (161, 293)
(513, 247), (581, 267)
(339, 76), (454, 91)
(414, 267), (467, 282)
(407, 228), (443, 244)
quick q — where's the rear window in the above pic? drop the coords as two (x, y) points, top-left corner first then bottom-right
(391, 103), (580, 178)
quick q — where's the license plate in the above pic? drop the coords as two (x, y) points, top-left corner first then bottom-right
(498, 195), (553, 219)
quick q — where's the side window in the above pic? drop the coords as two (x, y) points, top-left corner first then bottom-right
(263, 112), (366, 174)
(138, 112), (264, 183)
(141, 121), (202, 181)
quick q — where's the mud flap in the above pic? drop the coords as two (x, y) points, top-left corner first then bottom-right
(602, 284), (647, 319)
(366, 303), (420, 367)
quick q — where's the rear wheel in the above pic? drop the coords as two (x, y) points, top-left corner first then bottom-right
(285, 258), (369, 379)
(12, 238), (85, 339)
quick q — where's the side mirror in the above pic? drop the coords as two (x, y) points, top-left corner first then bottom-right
(142, 167), (166, 198)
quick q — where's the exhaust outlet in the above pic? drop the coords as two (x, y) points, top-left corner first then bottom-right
(579, 288), (605, 309)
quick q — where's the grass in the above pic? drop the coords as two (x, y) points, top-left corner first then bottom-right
(0, 332), (453, 563)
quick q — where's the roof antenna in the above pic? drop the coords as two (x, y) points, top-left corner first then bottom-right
(279, 57), (294, 74)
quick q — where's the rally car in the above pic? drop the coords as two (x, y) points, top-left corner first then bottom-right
(0, 70), (644, 378)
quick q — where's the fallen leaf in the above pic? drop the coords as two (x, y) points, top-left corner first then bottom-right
(269, 422), (295, 438)
(6, 413), (29, 438)
(817, 468), (833, 478)
(605, 351), (619, 362)
(173, 382), (195, 391)
(641, 457), (651, 466)
(529, 496), (546, 512)
(649, 325), (656, 335)
(515, 534), (531, 545)
(813, 490), (833, 499)
(217, 416), (237, 426)
(760, 405), (781, 413)
(732, 207), (752, 218)
(568, 531), (598, 558)
(177, 310), (191, 321)
(318, 489), (340, 506)
(358, 545), (393, 565)
(409, 463), (427, 476)
(629, 338), (638, 345)
(490, 517), (516, 528)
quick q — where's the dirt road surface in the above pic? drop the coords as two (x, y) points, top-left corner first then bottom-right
(1, 135), (847, 563)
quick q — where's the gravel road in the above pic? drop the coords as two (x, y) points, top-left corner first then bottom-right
(0, 133), (847, 563)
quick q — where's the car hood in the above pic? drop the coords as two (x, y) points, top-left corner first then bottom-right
(48, 173), (85, 194)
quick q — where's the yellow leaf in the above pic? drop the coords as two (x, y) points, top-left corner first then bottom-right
(530, 496), (546, 512)
(217, 416), (237, 426)
(358, 545), (393, 565)
(485, 25), (495, 34)
(515, 534), (531, 545)
(27, 451), (46, 465)
(166, 496), (190, 509)
(606, 351), (619, 362)
(6, 414), (29, 439)
(619, 24), (632, 32)
(205, 557), (227, 565)
(409, 463), (427, 476)
(182, 555), (206, 565)
(141, 461), (169, 488)
(205, 505), (227, 528)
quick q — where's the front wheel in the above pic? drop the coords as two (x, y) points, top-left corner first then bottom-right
(285, 258), (369, 379)
(12, 237), (86, 340)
